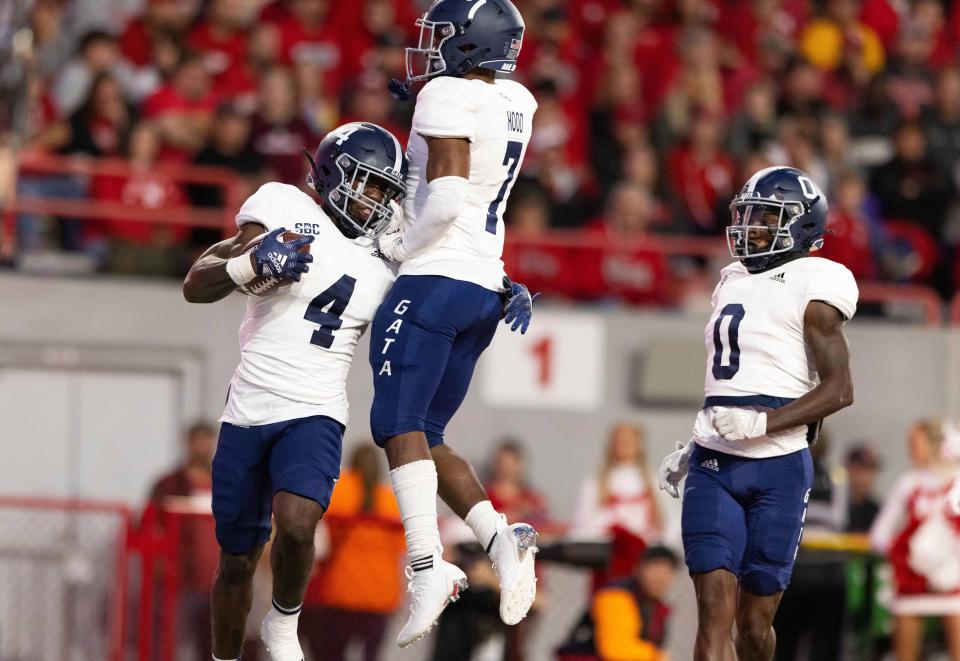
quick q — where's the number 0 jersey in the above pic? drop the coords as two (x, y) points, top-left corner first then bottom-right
(222, 183), (396, 427)
(400, 76), (538, 292)
(694, 256), (859, 458)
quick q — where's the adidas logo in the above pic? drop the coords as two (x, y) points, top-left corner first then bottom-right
(769, 271), (786, 283)
(267, 252), (288, 274)
(700, 458), (719, 472)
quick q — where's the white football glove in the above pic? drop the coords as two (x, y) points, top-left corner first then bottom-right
(376, 201), (407, 262)
(712, 407), (767, 442)
(658, 439), (694, 499)
(384, 199), (406, 234)
(377, 233), (406, 262)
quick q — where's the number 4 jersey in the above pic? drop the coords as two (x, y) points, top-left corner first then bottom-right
(222, 182), (396, 427)
(695, 256), (859, 458)
(400, 75), (537, 292)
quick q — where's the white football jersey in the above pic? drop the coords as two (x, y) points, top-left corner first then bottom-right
(221, 183), (396, 427)
(400, 75), (538, 292)
(693, 257), (859, 458)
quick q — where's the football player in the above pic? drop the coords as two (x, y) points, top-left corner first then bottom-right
(658, 166), (859, 660)
(369, 0), (540, 648)
(183, 122), (407, 661)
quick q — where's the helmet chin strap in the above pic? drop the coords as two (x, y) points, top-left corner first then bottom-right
(303, 148), (322, 195)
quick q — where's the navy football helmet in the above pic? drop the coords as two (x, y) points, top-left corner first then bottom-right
(305, 122), (408, 241)
(727, 166), (828, 271)
(390, 0), (525, 99)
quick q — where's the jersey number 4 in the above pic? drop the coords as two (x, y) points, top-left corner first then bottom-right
(485, 140), (523, 235)
(712, 303), (745, 380)
(304, 275), (357, 348)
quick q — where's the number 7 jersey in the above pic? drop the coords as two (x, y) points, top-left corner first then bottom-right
(696, 256), (859, 457)
(400, 75), (538, 292)
(222, 183), (397, 427)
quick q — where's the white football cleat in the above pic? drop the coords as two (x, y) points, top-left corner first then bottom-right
(259, 609), (304, 661)
(491, 522), (539, 625)
(397, 553), (469, 648)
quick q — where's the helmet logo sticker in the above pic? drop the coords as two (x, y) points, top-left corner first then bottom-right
(467, 0), (488, 20)
(798, 176), (818, 199)
(333, 125), (361, 145)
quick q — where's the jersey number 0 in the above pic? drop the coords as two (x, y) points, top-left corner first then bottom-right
(712, 303), (745, 380)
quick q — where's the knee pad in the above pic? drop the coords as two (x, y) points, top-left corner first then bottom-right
(216, 522), (270, 557)
(685, 541), (738, 577)
(425, 429), (445, 448)
(740, 569), (784, 596)
(369, 408), (396, 447)
(369, 406), (425, 447)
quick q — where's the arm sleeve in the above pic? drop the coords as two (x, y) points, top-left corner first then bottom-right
(805, 262), (859, 322)
(412, 80), (479, 140)
(234, 182), (289, 232)
(592, 589), (664, 661)
(394, 176), (468, 260)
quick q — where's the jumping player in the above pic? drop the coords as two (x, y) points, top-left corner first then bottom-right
(182, 122), (408, 661)
(370, 0), (540, 647)
(658, 166), (858, 660)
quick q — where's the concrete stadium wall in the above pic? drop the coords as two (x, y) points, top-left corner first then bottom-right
(1, 272), (957, 512)
(2, 273), (958, 660)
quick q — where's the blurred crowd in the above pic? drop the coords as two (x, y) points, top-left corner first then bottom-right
(145, 417), (960, 660)
(5, 0), (960, 296)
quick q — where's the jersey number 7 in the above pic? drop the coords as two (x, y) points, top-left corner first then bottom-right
(304, 274), (357, 348)
(712, 303), (745, 380)
(485, 140), (523, 235)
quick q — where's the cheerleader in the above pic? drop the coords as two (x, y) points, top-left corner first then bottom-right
(870, 420), (960, 660)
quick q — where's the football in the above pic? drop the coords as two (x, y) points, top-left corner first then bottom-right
(236, 231), (311, 296)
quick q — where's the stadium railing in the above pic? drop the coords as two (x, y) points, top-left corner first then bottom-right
(132, 500), (184, 661)
(0, 493), (889, 660)
(133, 500), (408, 661)
(0, 495), (130, 661)
(857, 282), (944, 327)
(4, 150), (947, 325)
(6, 150), (246, 238)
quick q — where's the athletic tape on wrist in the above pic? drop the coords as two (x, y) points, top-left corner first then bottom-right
(226, 254), (257, 285)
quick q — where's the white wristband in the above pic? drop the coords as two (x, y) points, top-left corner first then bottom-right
(226, 254), (257, 285)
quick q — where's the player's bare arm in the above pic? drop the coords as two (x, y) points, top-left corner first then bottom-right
(764, 300), (853, 434)
(378, 136), (470, 262)
(425, 135), (470, 180)
(183, 224), (314, 304)
(182, 222), (265, 304)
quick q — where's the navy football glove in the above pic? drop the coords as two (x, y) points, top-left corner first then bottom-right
(502, 276), (538, 335)
(253, 228), (314, 282)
